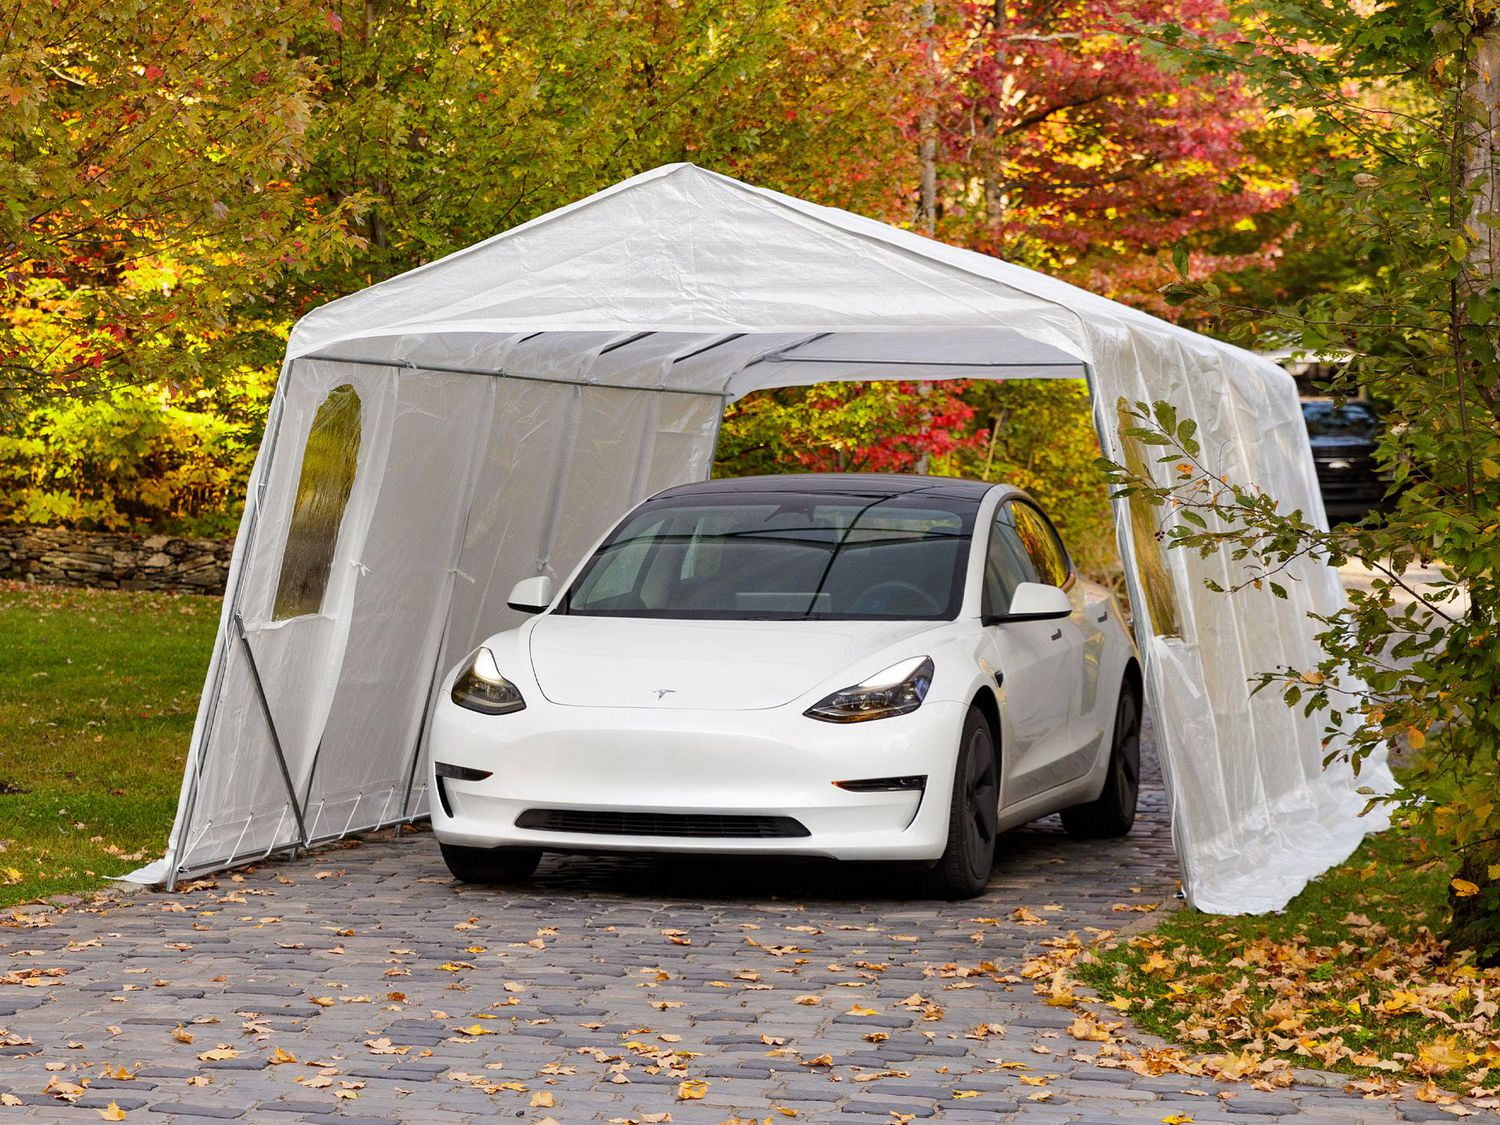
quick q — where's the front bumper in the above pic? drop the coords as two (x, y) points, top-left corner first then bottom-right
(427, 698), (966, 861)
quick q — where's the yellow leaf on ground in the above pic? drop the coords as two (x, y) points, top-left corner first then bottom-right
(1451, 878), (1479, 898)
(530, 1090), (555, 1107)
(195, 1047), (238, 1062)
(676, 1079), (709, 1100)
(269, 1047), (297, 1065)
(1142, 951), (1175, 976)
(97, 1103), (127, 1121)
(171, 1025), (193, 1044)
(1162, 1116), (1195, 1125)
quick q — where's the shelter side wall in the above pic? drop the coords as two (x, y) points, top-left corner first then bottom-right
(168, 359), (400, 876)
(1086, 324), (1385, 914)
(298, 367), (495, 842)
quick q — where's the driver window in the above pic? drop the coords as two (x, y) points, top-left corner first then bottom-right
(1009, 501), (1071, 588)
(982, 507), (1038, 617)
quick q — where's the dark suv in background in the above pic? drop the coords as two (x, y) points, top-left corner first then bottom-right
(1300, 398), (1391, 524)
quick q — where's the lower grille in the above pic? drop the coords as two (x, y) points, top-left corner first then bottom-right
(514, 809), (811, 839)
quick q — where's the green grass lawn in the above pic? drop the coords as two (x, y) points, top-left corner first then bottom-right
(0, 580), (217, 907)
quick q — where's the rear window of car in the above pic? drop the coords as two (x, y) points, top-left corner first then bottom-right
(1302, 400), (1380, 440)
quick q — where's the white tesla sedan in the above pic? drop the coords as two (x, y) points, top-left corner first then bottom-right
(428, 474), (1141, 899)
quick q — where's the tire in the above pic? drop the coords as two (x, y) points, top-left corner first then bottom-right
(439, 842), (542, 885)
(919, 707), (999, 900)
(1060, 685), (1140, 839)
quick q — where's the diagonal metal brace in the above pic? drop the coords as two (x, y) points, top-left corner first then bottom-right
(233, 611), (311, 856)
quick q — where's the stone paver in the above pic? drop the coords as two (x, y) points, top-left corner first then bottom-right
(1, 718), (1414, 1122)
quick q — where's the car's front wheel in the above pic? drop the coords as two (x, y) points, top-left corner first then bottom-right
(439, 842), (542, 885)
(920, 707), (998, 900)
(1060, 685), (1140, 839)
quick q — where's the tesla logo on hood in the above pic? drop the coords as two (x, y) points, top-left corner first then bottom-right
(653, 689), (676, 699)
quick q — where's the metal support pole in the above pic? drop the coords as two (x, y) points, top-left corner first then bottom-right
(233, 611), (311, 855)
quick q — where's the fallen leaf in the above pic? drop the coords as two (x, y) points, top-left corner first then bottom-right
(98, 1103), (127, 1121)
(676, 1079), (708, 1100)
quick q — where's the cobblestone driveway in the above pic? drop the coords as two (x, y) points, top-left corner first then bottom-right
(2, 723), (1414, 1124)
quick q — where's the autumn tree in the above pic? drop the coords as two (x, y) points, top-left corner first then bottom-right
(1106, 0), (1500, 960)
(0, 0), (367, 407)
(2, 0), (920, 531)
(923, 0), (1288, 309)
(281, 0), (918, 307)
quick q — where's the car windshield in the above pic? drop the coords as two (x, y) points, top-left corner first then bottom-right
(562, 490), (977, 620)
(1302, 400), (1380, 440)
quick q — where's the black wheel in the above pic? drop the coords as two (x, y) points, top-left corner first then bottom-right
(1060, 686), (1140, 839)
(439, 842), (542, 885)
(920, 707), (999, 900)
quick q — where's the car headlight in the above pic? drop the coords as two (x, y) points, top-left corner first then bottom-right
(804, 656), (934, 723)
(450, 647), (526, 715)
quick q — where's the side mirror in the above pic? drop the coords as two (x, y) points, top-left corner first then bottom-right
(984, 581), (1072, 625)
(507, 575), (555, 614)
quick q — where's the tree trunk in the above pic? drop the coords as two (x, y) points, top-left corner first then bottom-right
(1464, 19), (1499, 300)
(982, 0), (1008, 234)
(1446, 13), (1500, 968)
(917, 0), (937, 236)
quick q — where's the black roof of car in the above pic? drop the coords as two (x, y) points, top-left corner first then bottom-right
(652, 473), (997, 502)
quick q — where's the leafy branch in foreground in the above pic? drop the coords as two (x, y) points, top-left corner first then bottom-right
(1104, 395), (1499, 964)
(1100, 0), (1500, 962)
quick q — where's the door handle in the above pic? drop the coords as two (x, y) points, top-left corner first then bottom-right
(1050, 628), (1062, 641)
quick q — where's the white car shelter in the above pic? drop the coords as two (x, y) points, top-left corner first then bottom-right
(134, 163), (1389, 913)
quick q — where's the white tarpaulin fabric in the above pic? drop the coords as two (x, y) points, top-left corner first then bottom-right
(138, 163), (1390, 913)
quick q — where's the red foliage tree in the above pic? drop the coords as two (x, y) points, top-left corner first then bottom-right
(926, 0), (1288, 305)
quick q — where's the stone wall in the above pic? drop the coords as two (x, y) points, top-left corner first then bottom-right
(0, 525), (233, 594)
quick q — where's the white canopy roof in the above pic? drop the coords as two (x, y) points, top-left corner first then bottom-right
(142, 164), (1389, 913)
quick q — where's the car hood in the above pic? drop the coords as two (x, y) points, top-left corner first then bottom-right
(527, 615), (943, 710)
